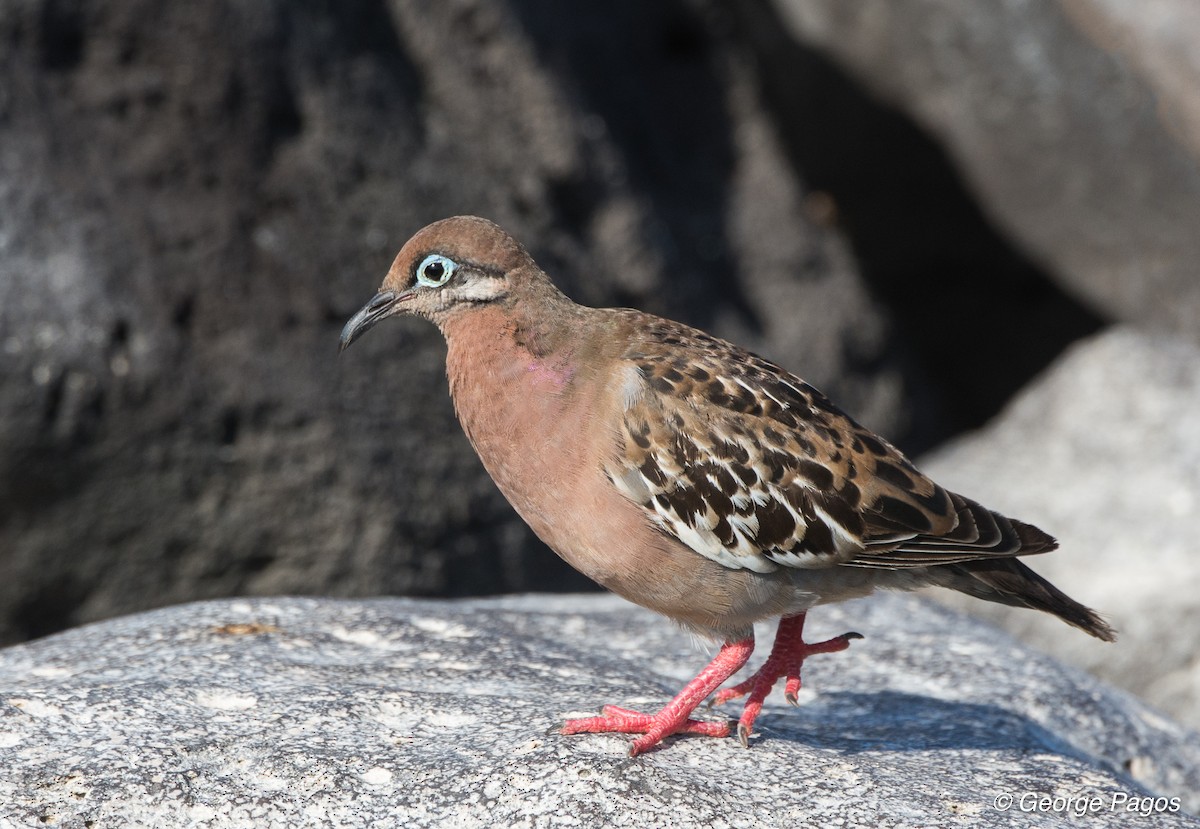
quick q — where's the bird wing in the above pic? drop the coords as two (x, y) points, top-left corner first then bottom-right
(603, 312), (1053, 574)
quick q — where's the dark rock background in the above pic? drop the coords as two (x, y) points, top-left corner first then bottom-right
(770, 0), (1200, 338)
(0, 0), (1193, 650)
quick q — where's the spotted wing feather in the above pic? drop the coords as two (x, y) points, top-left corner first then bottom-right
(604, 312), (1054, 573)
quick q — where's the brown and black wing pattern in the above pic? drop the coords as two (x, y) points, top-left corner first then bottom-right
(604, 311), (1053, 573)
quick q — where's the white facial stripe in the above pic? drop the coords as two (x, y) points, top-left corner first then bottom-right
(451, 276), (508, 303)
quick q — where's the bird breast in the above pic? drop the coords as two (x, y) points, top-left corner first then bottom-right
(441, 307), (611, 555)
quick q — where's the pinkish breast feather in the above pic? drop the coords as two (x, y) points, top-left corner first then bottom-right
(524, 358), (576, 390)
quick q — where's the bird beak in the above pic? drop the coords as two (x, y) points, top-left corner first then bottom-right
(338, 289), (408, 353)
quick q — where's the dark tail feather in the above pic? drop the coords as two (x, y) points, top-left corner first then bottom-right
(943, 557), (1117, 642)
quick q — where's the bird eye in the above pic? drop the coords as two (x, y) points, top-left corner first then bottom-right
(416, 254), (457, 287)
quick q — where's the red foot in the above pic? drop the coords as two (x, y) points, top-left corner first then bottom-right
(711, 613), (861, 746)
(561, 637), (754, 755)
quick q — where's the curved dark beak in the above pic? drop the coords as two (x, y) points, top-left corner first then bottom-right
(338, 290), (404, 353)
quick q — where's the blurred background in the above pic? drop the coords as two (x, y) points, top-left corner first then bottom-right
(1, 1), (1198, 727)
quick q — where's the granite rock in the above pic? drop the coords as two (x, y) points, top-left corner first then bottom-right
(921, 327), (1200, 732)
(0, 594), (1197, 827)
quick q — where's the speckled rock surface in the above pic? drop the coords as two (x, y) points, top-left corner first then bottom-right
(1, 594), (1197, 828)
(921, 327), (1200, 732)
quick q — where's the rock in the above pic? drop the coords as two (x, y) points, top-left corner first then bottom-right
(0, 0), (908, 644)
(764, 0), (1200, 339)
(920, 327), (1200, 731)
(0, 594), (1197, 827)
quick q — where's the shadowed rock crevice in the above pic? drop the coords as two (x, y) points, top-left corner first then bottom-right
(730, 0), (1108, 437)
(11, 574), (90, 641)
(37, 0), (86, 71)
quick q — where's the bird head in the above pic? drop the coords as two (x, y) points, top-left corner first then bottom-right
(339, 215), (534, 352)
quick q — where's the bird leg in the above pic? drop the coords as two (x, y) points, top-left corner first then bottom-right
(711, 612), (862, 746)
(560, 637), (754, 756)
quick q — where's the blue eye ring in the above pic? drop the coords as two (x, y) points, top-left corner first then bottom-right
(416, 254), (458, 287)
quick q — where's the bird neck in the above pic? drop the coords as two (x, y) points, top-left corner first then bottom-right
(438, 292), (610, 510)
(438, 287), (594, 438)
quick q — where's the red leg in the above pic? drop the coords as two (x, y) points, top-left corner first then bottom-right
(711, 613), (861, 746)
(561, 636), (754, 755)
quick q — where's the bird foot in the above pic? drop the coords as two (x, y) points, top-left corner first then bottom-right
(710, 614), (861, 746)
(561, 705), (731, 756)
(559, 636), (754, 755)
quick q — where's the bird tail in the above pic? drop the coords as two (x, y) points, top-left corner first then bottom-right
(941, 557), (1117, 642)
